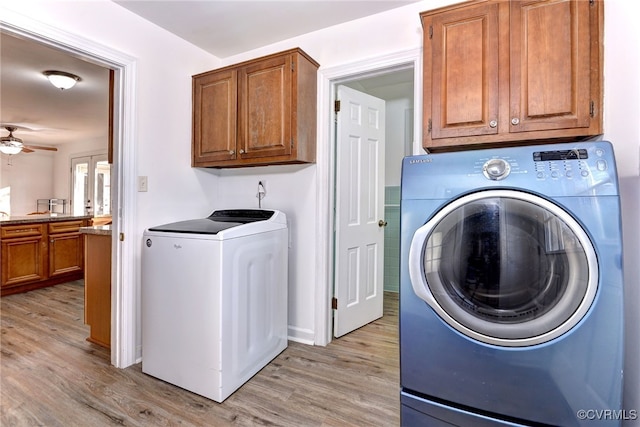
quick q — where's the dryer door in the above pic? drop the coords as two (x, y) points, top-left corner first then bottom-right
(408, 189), (598, 347)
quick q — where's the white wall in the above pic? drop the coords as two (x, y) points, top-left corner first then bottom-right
(385, 96), (413, 187)
(603, 1), (640, 424)
(0, 150), (55, 215)
(1, 0), (639, 419)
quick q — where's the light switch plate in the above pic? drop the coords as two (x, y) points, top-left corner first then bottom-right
(137, 176), (148, 192)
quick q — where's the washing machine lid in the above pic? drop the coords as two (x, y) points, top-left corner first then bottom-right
(148, 209), (275, 235)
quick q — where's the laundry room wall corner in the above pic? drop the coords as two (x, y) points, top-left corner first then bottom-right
(621, 176), (640, 427)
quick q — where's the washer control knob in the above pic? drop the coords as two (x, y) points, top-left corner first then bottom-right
(483, 158), (511, 180)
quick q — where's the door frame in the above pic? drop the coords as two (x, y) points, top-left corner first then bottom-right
(1, 10), (138, 368)
(315, 48), (423, 345)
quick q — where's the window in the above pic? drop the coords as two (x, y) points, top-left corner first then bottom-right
(71, 153), (111, 217)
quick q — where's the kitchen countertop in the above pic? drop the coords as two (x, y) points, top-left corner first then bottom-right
(79, 225), (112, 236)
(0, 213), (92, 226)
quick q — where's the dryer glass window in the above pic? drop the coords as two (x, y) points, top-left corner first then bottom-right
(420, 193), (596, 343)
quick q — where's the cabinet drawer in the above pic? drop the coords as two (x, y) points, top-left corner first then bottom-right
(49, 220), (84, 234)
(1, 224), (45, 239)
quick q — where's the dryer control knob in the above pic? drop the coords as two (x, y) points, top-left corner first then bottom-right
(483, 158), (511, 180)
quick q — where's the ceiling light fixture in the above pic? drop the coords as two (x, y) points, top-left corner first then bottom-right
(0, 127), (24, 155)
(43, 70), (81, 90)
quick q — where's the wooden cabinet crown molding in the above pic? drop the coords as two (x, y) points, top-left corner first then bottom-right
(192, 48), (319, 168)
(420, 0), (604, 152)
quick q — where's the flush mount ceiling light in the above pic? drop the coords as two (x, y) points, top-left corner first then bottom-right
(43, 70), (81, 90)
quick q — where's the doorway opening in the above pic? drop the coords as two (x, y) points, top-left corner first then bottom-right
(330, 64), (415, 339)
(1, 16), (138, 368)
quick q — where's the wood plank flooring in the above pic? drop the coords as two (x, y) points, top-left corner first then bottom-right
(1, 281), (399, 426)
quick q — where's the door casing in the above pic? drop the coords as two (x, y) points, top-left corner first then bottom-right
(316, 49), (423, 345)
(1, 11), (138, 368)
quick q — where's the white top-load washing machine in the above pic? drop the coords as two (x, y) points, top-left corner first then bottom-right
(141, 209), (288, 403)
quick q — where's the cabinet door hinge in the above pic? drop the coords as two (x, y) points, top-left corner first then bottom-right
(589, 0), (595, 6)
(291, 138), (294, 149)
(429, 25), (433, 39)
(332, 297), (338, 309)
(590, 100), (595, 118)
(334, 100), (341, 113)
(291, 61), (295, 72)
(428, 118), (432, 134)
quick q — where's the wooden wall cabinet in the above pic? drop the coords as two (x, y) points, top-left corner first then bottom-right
(192, 48), (319, 168)
(1, 219), (87, 296)
(421, 0), (603, 151)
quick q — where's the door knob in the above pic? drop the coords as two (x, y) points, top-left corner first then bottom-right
(378, 220), (387, 227)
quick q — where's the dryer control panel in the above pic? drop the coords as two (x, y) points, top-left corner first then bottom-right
(532, 146), (610, 182)
(401, 141), (619, 200)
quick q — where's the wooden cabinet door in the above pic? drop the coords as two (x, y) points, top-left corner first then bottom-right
(1, 225), (46, 287)
(49, 233), (83, 277)
(421, 0), (602, 151)
(237, 53), (292, 160)
(192, 69), (238, 165)
(509, 0), (593, 133)
(426, 1), (500, 141)
(48, 221), (85, 277)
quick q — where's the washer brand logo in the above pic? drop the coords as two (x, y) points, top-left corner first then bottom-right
(409, 158), (433, 164)
(174, 244), (182, 250)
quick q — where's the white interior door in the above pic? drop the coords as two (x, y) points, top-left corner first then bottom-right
(334, 85), (386, 338)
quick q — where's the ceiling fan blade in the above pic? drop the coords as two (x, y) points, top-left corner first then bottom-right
(22, 147), (35, 153)
(23, 145), (58, 152)
(0, 123), (54, 132)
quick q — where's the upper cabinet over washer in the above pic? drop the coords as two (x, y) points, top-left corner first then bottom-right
(192, 48), (319, 168)
(421, 0), (603, 151)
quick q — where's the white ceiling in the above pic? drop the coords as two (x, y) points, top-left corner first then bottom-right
(114, 1), (418, 58)
(0, 32), (111, 148)
(1, 1), (417, 149)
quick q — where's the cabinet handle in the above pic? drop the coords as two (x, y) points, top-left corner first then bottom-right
(50, 239), (54, 243)
(489, 120), (497, 128)
(511, 117), (520, 125)
(239, 149), (245, 154)
(229, 150), (235, 155)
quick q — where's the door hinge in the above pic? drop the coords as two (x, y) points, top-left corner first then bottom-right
(119, 232), (125, 242)
(428, 118), (432, 134)
(429, 25), (433, 39)
(332, 297), (338, 309)
(291, 61), (295, 72)
(334, 100), (341, 113)
(590, 100), (595, 118)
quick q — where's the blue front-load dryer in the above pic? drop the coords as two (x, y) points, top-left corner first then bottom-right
(399, 141), (624, 426)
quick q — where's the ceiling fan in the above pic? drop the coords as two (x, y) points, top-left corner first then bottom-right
(0, 126), (58, 154)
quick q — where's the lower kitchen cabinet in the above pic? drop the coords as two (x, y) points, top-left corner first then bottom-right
(0, 223), (47, 288)
(1, 217), (89, 296)
(83, 232), (111, 348)
(49, 220), (85, 277)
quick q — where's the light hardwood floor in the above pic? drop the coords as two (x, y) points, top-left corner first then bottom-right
(1, 281), (399, 426)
